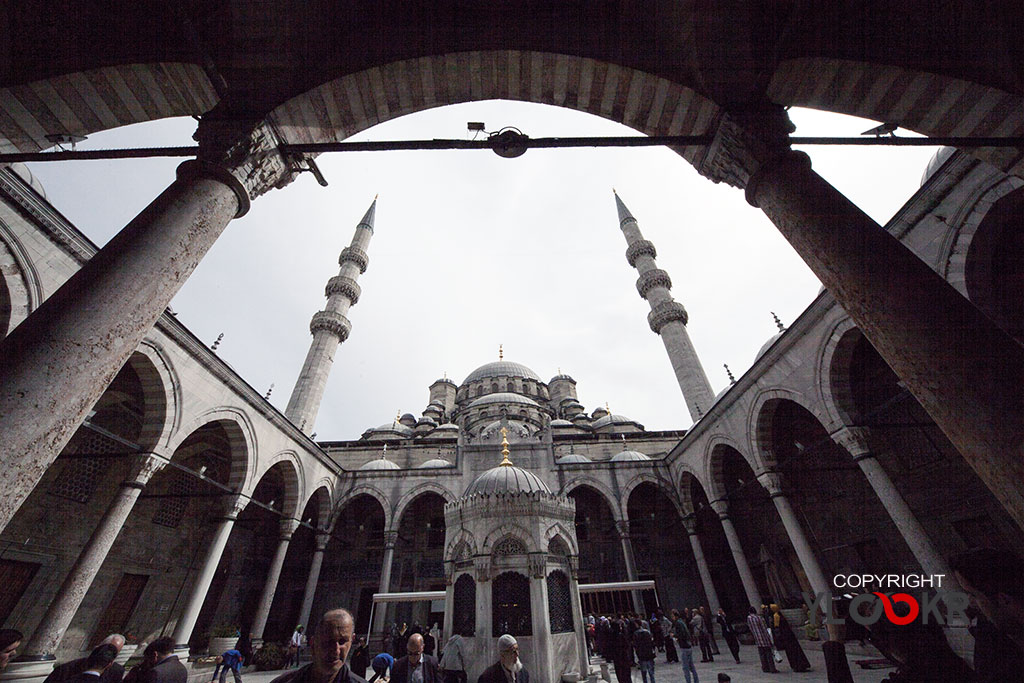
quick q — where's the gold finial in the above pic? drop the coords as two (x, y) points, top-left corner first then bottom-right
(499, 344), (503, 360)
(499, 427), (513, 466)
(374, 193), (379, 200)
(395, 410), (401, 422)
(606, 402), (611, 415)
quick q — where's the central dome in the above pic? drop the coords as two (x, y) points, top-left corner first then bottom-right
(465, 464), (551, 496)
(462, 361), (541, 385)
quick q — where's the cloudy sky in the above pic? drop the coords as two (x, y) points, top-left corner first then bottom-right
(26, 103), (936, 440)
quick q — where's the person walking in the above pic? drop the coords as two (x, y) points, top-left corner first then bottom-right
(714, 609), (740, 664)
(139, 638), (187, 683)
(631, 620), (656, 683)
(439, 633), (466, 683)
(609, 619), (632, 683)
(769, 604), (810, 672)
(699, 608), (719, 656)
(690, 610), (713, 663)
(477, 634), (529, 683)
(368, 653), (393, 683)
(269, 609), (366, 683)
(671, 610), (698, 683)
(288, 626), (305, 669)
(389, 634), (441, 683)
(349, 639), (369, 679)
(45, 634), (126, 683)
(746, 607), (778, 674)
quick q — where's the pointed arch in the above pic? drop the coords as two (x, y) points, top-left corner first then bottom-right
(445, 529), (478, 561)
(748, 387), (835, 471)
(252, 451), (304, 519)
(167, 407), (255, 492)
(301, 482), (334, 529)
(543, 523), (578, 556)
(333, 484), (393, 530)
(705, 436), (758, 502)
(817, 317), (865, 427)
(133, 339), (181, 451)
(483, 524), (538, 554)
(0, 218), (41, 335)
(559, 477), (623, 522)
(392, 481), (457, 527)
(621, 472), (684, 521)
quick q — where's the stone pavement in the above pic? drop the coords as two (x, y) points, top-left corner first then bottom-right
(240, 644), (895, 683)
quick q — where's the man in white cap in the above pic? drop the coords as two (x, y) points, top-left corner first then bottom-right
(477, 635), (528, 683)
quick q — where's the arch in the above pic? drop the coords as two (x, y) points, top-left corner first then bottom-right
(302, 483), (334, 529)
(748, 387), (835, 471)
(544, 523), (577, 556)
(445, 529), (478, 561)
(675, 464), (704, 517)
(167, 408), (254, 492)
(0, 218), (42, 335)
(483, 524), (538, 554)
(559, 478), (623, 522)
(251, 452), (303, 519)
(621, 472), (683, 521)
(332, 484), (393, 531)
(392, 481), (456, 527)
(132, 340), (181, 450)
(705, 437), (758, 503)
(817, 316), (862, 428)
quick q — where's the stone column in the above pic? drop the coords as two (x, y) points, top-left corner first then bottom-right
(250, 518), (300, 639)
(567, 557), (590, 677)
(0, 120), (294, 534)
(695, 109), (1024, 530)
(756, 472), (829, 596)
(297, 532), (330, 630)
(682, 518), (721, 615)
(614, 521), (644, 614)
(528, 554), (552, 683)
(709, 499), (761, 609)
(173, 495), (249, 649)
(23, 454), (165, 659)
(371, 530), (398, 636)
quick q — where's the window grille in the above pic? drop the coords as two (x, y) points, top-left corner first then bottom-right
(494, 537), (527, 556)
(492, 571), (532, 636)
(547, 570), (573, 633)
(152, 468), (196, 528)
(453, 574), (476, 636)
(48, 430), (121, 503)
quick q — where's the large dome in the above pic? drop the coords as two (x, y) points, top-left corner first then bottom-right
(462, 361), (541, 385)
(467, 392), (540, 409)
(465, 464), (551, 496)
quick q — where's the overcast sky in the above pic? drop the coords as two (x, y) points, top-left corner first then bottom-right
(26, 103), (936, 440)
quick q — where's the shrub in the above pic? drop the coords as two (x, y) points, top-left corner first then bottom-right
(252, 643), (288, 671)
(211, 624), (240, 638)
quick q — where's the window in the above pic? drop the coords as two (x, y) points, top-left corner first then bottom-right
(492, 572), (532, 636)
(453, 574), (476, 636)
(91, 573), (148, 647)
(0, 559), (40, 625)
(48, 429), (124, 503)
(152, 468), (196, 528)
(547, 570), (573, 633)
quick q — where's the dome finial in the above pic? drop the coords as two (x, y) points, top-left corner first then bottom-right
(499, 344), (503, 360)
(606, 401), (611, 415)
(771, 311), (786, 332)
(724, 363), (736, 385)
(621, 434), (627, 446)
(381, 443), (388, 460)
(499, 427), (513, 466)
(395, 410), (401, 422)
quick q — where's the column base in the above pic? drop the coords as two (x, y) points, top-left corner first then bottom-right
(0, 659), (56, 683)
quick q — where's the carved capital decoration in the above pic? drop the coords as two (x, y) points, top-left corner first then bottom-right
(474, 555), (491, 582)
(528, 552), (547, 579)
(568, 555), (580, 580)
(310, 310), (351, 340)
(626, 240), (657, 268)
(384, 530), (399, 549)
(709, 498), (730, 519)
(222, 494), (248, 520)
(682, 517), (698, 536)
(314, 532), (330, 552)
(339, 246), (369, 273)
(693, 107), (794, 196)
(325, 276), (361, 304)
(636, 268), (673, 299)
(124, 452), (166, 487)
(647, 300), (689, 333)
(756, 470), (786, 498)
(614, 520), (631, 539)
(279, 518), (300, 540)
(831, 426), (873, 460)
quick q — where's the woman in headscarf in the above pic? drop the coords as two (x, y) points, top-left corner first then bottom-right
(770, 604), (811, 672)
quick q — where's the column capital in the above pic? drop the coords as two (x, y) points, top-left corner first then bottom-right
(568, 555), (580, 580)
(279, 518), (300, 540)
(614, 520), (631, 538)
(220, 494), (248, 520)
(682, 517), (698, 535)
(314, 531), (330, 552)
(123, 452), (166, 487)
(831, 425), (874, 460)
(693, 107), (795, 194)
(709, 498), (730, 518)
(756, 470), (786, 498)
(473, 556), (491, 582)
(383, 530), (399, 549)
(528, 552), (547, 579)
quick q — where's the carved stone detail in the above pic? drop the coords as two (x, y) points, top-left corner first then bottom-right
(310, 310), (351, 340)
(636, 269), (673, 299)
(474, 555), (491, 582)
(568, 555), (580, 580)
(709, 498), (730, 519)
(682, 517), (698, 535)
(339, 246), (369, 273)
(693, 108), (795, 191)
(528, 552), (547, 579)
(626, 240), (657, 267)
(756, 470), (786, 497)
(325, 276), (361, 304)
(384, 530), (399, 549)
(647, 300), (689, 333)
(831, 426), (873, 459)
(279, 518), (300, 540)
(193, 117), (296, 201)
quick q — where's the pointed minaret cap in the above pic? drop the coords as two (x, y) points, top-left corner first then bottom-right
(613, 189), (636, 226)
(357, 196), (378, 231)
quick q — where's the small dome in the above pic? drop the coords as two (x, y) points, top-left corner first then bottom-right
(8, 162), (47, 199)
(416, 416), (438, 426)
(591, 407), (609, 419)
(550, 419), (574, 427)
(556, 453), (592, 464)
(365, 420), (414, 438)
(465, 464), (551, 496)
(755, 332), (785, 362)
(611, 450), (651, 462)
(550, 373), (576, 383)
(418, 458), (453, 468)
(920, 146), (955, 187)
(360, 457), (401, 471)
(591, 414), (638, 430)
(467, 392), (540, 409)
(399, 413), (417, 427)
(463, 361), (541, 385)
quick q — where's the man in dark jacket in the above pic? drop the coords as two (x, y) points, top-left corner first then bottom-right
(66, 645), (118, 683)
(45, 634), (126, 683)
(390, 634), (442, 683)
(477, 635), (528, 683)
(631, 621), (656, 683)
(270, 609), (366, 683)
(138, 638), (186, 683)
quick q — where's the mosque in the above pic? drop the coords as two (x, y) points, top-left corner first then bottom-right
(0, 3), (1023, 682)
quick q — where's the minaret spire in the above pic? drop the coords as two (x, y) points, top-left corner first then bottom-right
(613, 190), (714, 422)
(285, 197), (377, 433)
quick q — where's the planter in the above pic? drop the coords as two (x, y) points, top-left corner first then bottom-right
(114, 645), (137, 667)
(208, 637), (238, 656)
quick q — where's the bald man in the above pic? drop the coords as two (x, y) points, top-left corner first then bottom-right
(44, 634), (126, 683)
(390, 633), (442, 683)
(270, 609), (366, 683)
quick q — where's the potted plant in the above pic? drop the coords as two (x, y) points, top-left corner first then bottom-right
(208, 624), (240, 656)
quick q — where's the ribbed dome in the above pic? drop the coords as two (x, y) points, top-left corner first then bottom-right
(556, 453), (592, 464)
(360, 457), (401, 470)
(468, 392), (540, 409)
(365, 421), (414, 438)
(463, 361), (541, 384)
(465, 464), (551, 496)
(591, 414), (637, 430)
(920, 146), (955, 187)
(550, 419), (574, 427)
(418, 458), (453, 468)
(611, 450), (651, 462)
(755, 332), (784, 361)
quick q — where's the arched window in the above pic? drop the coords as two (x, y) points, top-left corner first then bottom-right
(453, 574), (476, 636)
(547, 570), (573, 633)
(493, 571), (532, 636)
(494, 537), (527, 556)
(492, 382), (500, 394)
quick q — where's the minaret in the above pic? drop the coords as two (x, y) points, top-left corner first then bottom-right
(285, 197), (377, 433)
(614, 191), (714, 421)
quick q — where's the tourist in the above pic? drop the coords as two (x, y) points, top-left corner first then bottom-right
(714, 609), (740, 664)
(716, 675), (730, 683)
(439, 633), (466, 683)
(123, 643), (159, 683)
(0, 630), (21, 672)
(139, 637), (186, 683)
(768, 604), (809, 672)
(368, 652), (393, 683)
(609, 618), (631, 683)
(389, 634), (440, 683)
(671, 610), (698, 683)
(631, 620), (656, 683)
(66, 644), (118, 683)
(477, 634), (528, 683)
(349, 639), (369, 679)
(663, 624), (678, 664)
(690, 609), (713, 663)
(210, 648), (244, 683)
(270, 609), (365, 683)
(650, 613), (664, 653)
(44, 634), (126, 683)
(746, 607), (777, 674)
(289, 626), (306, 668)
(699, 608), (719, 656)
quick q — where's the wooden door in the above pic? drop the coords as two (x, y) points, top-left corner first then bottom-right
(92, 573), (148, 646)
